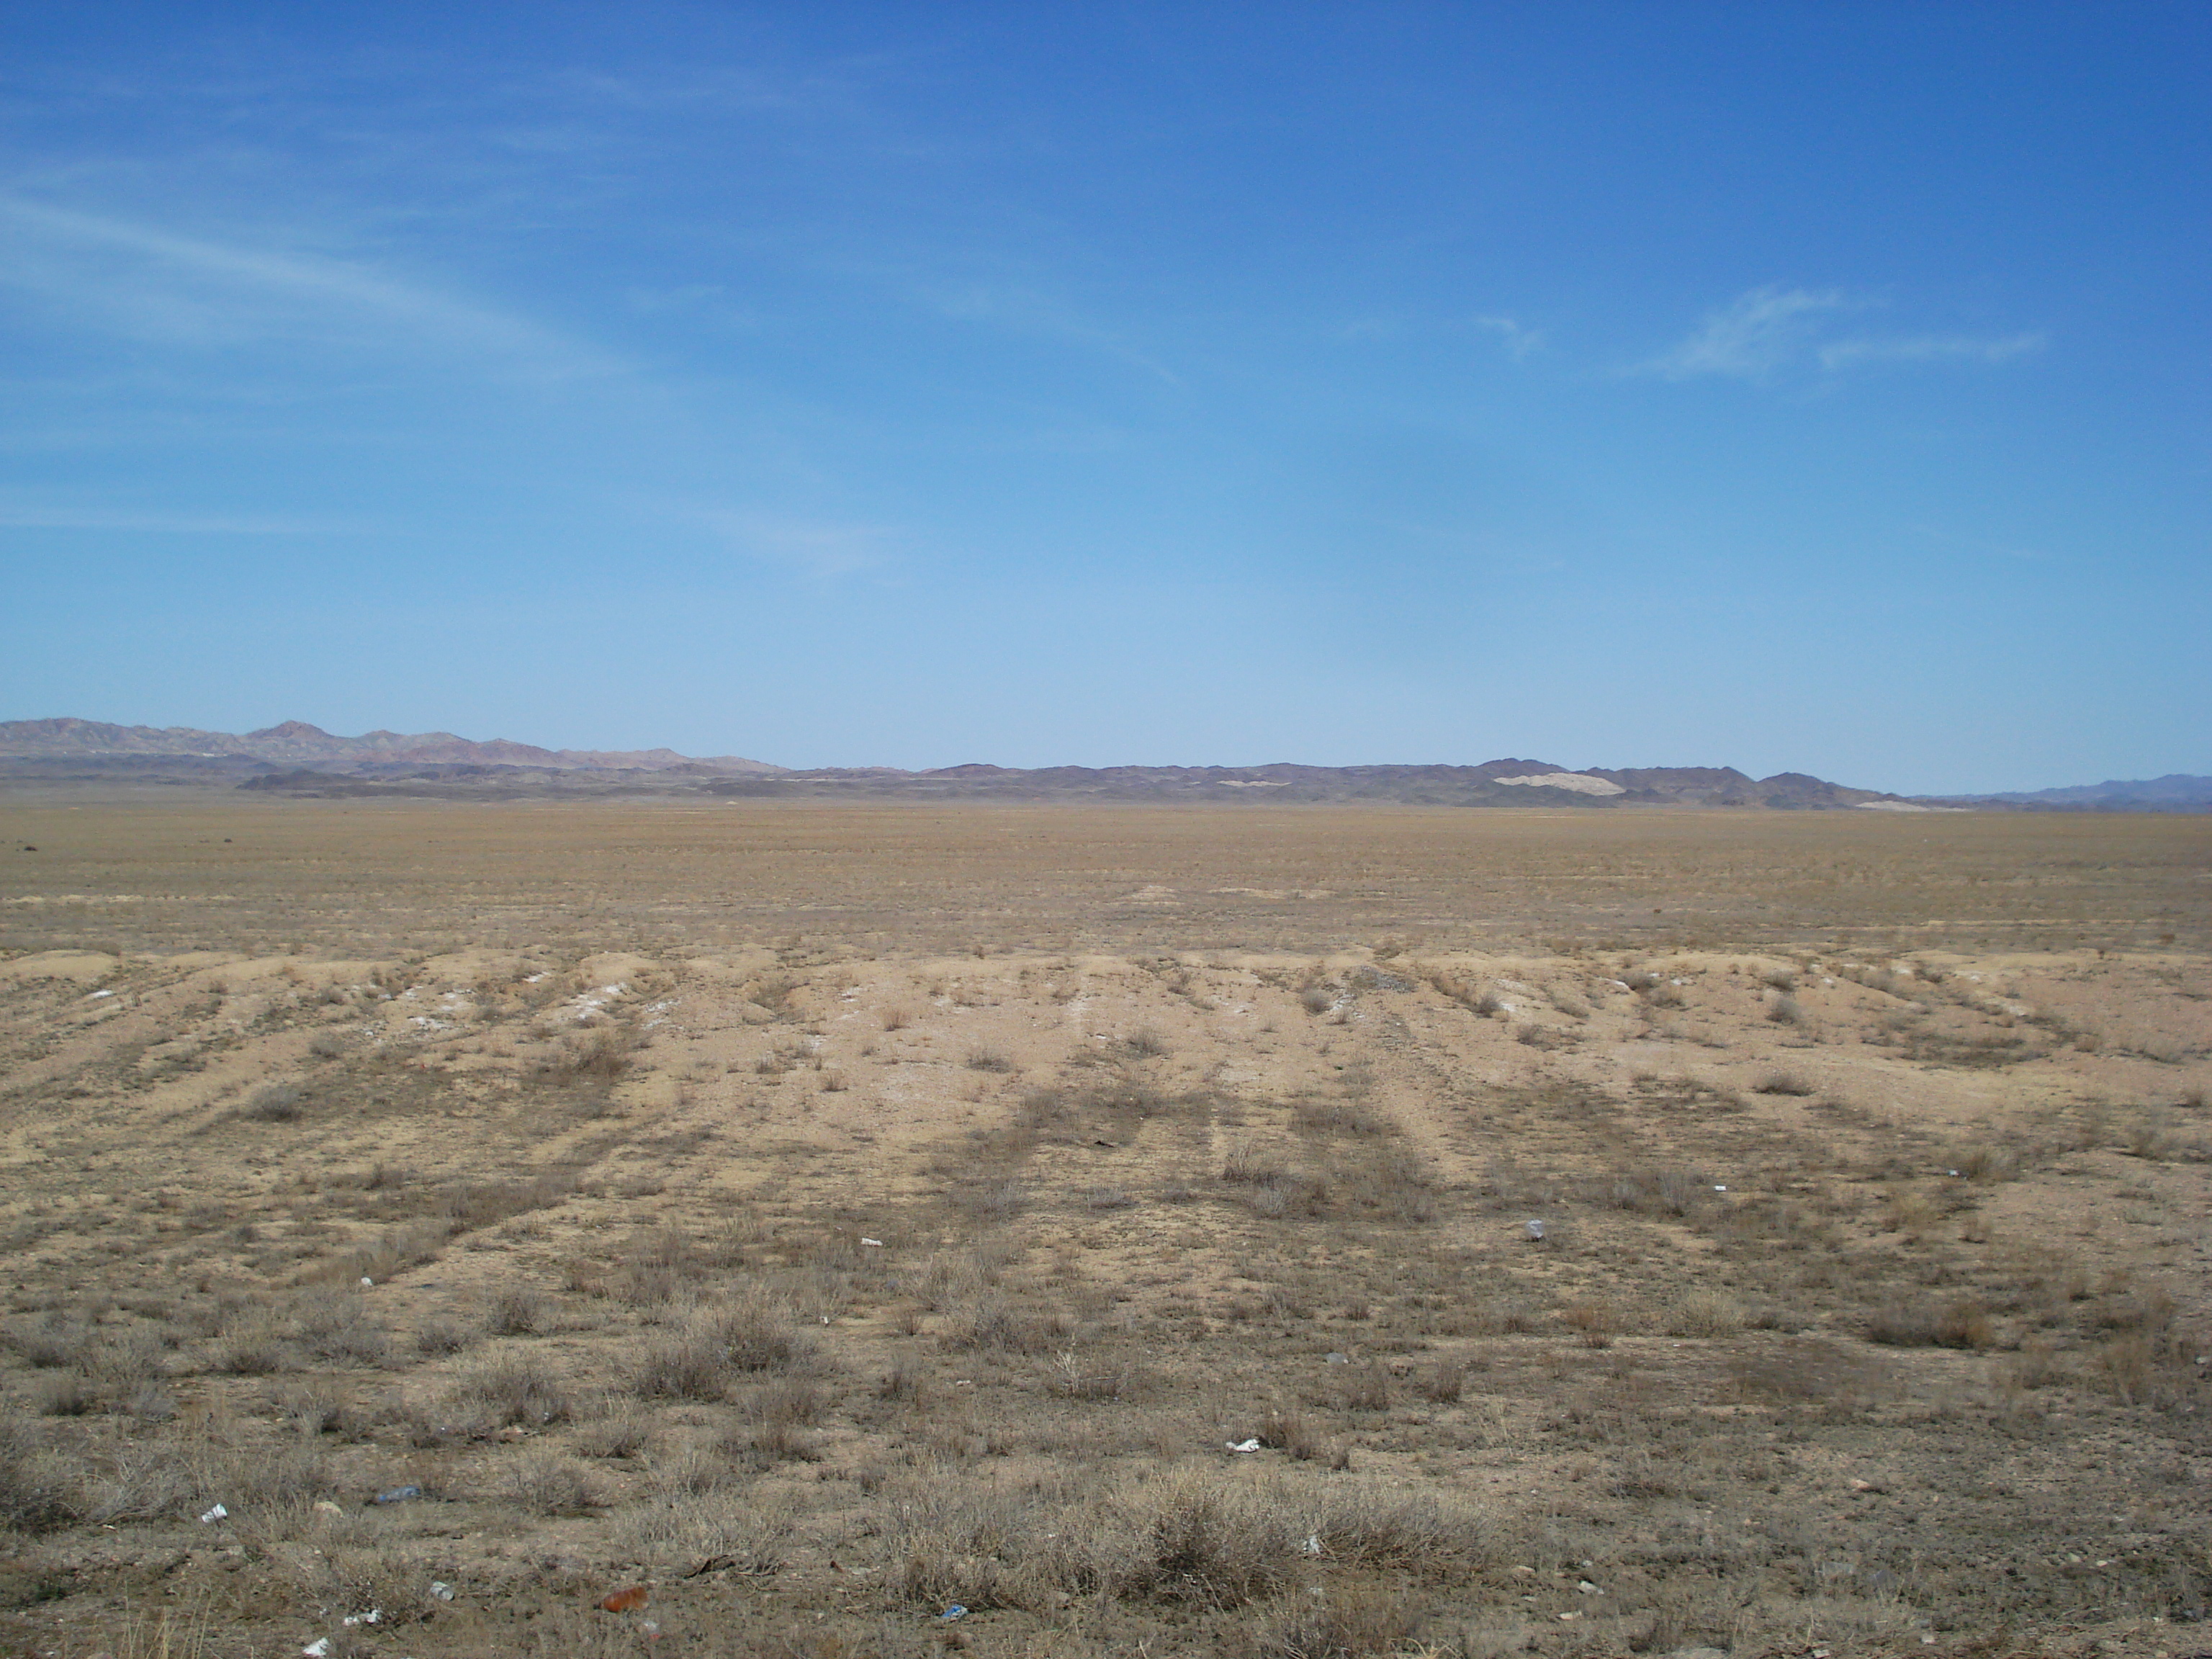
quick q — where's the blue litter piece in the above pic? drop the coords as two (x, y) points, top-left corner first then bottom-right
(372, 1485), (422, 1505)
(938, 1605), (967, 1622)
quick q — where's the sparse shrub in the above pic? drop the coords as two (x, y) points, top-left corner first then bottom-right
(1124, 1028), (1170, 1058)
(631, 1295), (811, 1400)
(1084, 1186), (1137, 1210)
(1339, 1362), (1392, 1412)
(416, 1316), (476, 1357)
(244, 1084), (304, 1122)
(485, 1285), (548, 1337)
(1766, 995), (1805, 1025)
(943, 1295), (1065, 1356)
(212, 1321), (289, 1376)
(296, 1297), (390, 1366)
(0, 1418), (75, 1532)
(35, 1372), (94, 1417)
(535, 1025), (636, 1082)
(1607, 1167), (1709, 1217)
(1413, 1362), (1465, 1403)
(503, 1453), (593, 1516)
(1667, 1290), (1744, 1338)
(1561, 1302), (1616, 1348)
(575, 1415), (650, 1460)
(964, 1047), (1015, 1073)
(1949, 1141), (2018, 1182)
(1752, 1070), (1815, 1097)
(453, 1352), (572, 1426)
(1300, 986), (1334, 1015)
(1259, 1404), (1323, 1460)
(1261, 1586), (1425, 1657)
(1761, 968), (1798, 992)
(9, 1316), (91, 1370)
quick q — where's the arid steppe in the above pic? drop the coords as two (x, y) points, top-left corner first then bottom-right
(1, 801), (2208, 1658)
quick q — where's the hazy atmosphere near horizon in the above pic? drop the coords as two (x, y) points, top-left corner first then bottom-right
(1, 3), (2205, 795)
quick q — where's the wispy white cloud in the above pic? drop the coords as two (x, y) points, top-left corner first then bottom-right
(1475, 315), (1545, 359)
(925, 281), (1184, 385)
(1643, 285), (1853, 380)
(0, 197), (618, 380)
(696, 510), (895, 577)
(1643, 284), (2046, 382)
(1820, 331), (2046, 369)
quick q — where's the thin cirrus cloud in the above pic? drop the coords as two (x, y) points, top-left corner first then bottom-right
(0, 196), (618, 381)
(1818, 331), (2046, 369)
(1475, 315), (1545, 359)
(1641, 284), (2042, 382)
(693, 509), (898, 577)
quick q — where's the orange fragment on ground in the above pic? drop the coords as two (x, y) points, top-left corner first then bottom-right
(599, 1586), (650, 1613)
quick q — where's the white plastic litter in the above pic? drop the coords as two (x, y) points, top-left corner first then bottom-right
(302, 1642), (331, 1658)
(360, 1277), (374, 1287)
(861, 1238), (885, 1248)
(198, 1503), (227, 1524)
(1303, 1534), (1323, 1556)
(342, 1610), (382, 1626)
(1227, 1438), (1262, 1453)
(1524, 1219), (1546, 1241)
(1714, 1185), (1727, 1192)
(430, 1582), (455, 1601)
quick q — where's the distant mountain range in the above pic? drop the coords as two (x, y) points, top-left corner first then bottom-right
(0, 717), (781, 775)
(1917, 775), (2212, 812)
(0, 719), (1910, 807)
(1, 718), (2198, 810)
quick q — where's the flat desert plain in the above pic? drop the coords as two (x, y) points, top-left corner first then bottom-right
(0, 800), (2208, 1659)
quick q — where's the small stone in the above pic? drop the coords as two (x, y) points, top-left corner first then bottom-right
(1326, 1352), (1349, 1364)
(1509, 1565), (1535, 1578)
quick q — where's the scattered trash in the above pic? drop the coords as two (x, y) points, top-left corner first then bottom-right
(860, 1237), (885, 1247)
(429, 1582), (455, 1601)
(372, 1485), (421, 1505)
(1713, 1185), (1727, 1192)
(359, 1276), (374, 1287)
(1303, 1534), (1323, 1556)
(341, 1609), (381, 1627)
(1922, 1636), (1938, 1646)
(302, 1640), (331, 1658)
(1577, 1579), (1602, 1594)
(1524, 1219), (1546, 1241)
(198, 1503), (228, 1524)
(1226, 1438), (1262, 1454)
(313, 1501), (343, 1516)
(599, 1586), (650, 1613)
(89, 989), (114, 999)
(1325, 1352), (1349, 1364)
(938, 1605), (968, 1622)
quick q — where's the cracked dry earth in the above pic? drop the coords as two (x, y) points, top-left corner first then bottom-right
(0, 801), (2208, 1659)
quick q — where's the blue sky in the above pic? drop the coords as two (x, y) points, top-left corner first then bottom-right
(1, 2), (2205, 793)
